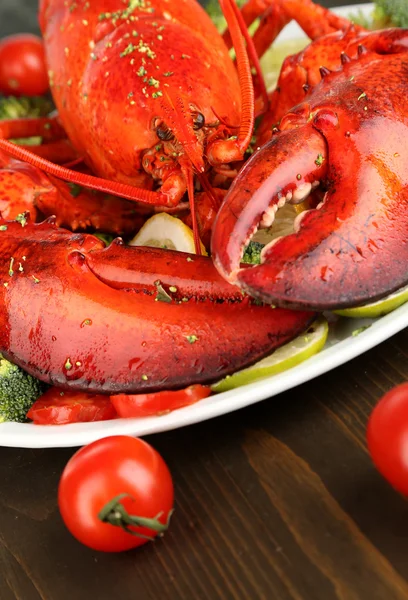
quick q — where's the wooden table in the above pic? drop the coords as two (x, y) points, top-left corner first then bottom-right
(1, 328), (408, 600)
(2, 1), (408, 599)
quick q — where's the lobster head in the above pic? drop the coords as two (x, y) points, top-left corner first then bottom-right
(212, 40), (408, 311)
(39, 0), (245, 200)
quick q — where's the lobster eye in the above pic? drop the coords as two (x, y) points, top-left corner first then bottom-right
(193, 112), (205, 130)
(156, 124), (174, 141)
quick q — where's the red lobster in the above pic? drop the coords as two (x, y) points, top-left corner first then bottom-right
(212, 6), (408, 310)
(1, 0), (348, 246)
(0, 0), (316, 392)
(1, 0), (406, 394)
(0, 0), (264, 251)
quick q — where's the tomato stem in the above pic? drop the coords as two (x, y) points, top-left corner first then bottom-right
(98, 493), (173, 540)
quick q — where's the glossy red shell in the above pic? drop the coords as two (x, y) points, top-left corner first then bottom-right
(212, 29), (408, 310)
(40, 0), (241, 184)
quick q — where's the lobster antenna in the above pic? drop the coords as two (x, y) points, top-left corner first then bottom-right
(158, 92), (221, 222)
(0, 138), (171, 206)
(185, 167), (202, 255)
(160, 93), (205, 174)
(219, 0), (255, 154)
(196, 170), (220, 213)
(227, 0), (269, 115)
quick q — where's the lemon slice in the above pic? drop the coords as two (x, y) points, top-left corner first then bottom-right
(335, 284), (408, 318)
(129, 213), (207, 255)
(212, 316), (329, 393)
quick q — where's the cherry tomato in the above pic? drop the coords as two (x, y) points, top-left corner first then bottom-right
(27, 388), (117, 425)
(0, 34), (49, 96)
(58, 436), (174, 552)
(367, 382), (408, 496)
(111, 384), (212, 418)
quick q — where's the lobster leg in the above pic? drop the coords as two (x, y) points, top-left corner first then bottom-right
(18, 140), (78, 164)
(0, 115), (66, 142)
(38, 175), (147, 235)
(0, 153), (146, 235)
(248, 3), (292, 60)
(0, 153), (44, 221)
(224, 0), (361, 59)
(0, 218), (314, 393)
(0, 139), (182, 207)
(267, 0), (362, 42)
(223, 0), (290, 50)
(183, 189), (227, 250)
(0, 114), (78, 164)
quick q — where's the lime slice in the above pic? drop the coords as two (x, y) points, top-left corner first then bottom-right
(335, 284), (408, 318)
(129, 213), (207, 255)
(252, 202), (308, 245)
(212, 316), (329, 393)
(261, 39), (309, 89)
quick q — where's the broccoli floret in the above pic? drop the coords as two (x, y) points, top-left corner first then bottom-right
(0, 357), (45, 423)
(374, 0), (408, 28)
(351, 1), (408, 32)
(0, 95), (53, 121)
(242, 241), (264, 265)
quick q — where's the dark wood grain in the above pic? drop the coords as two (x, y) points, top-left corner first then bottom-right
(1, 329), (407, 600)
(1, 0), (407, 599)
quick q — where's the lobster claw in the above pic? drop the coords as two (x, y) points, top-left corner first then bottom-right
(212, 101), (408, 311)
(0, 218), (313, 392)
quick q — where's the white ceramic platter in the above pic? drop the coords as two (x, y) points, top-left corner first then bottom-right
(3, 2), (404, 449)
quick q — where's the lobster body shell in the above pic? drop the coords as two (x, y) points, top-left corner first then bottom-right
(39, 0), (241, 185)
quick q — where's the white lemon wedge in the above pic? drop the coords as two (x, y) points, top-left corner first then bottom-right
(129, 213), (207, 255)
(212, 316), (329, 393)
(334, 285), (408, 319)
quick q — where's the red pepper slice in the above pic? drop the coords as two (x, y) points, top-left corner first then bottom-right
(111, 385), (212, 418)
(27, 388), (117, 425)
